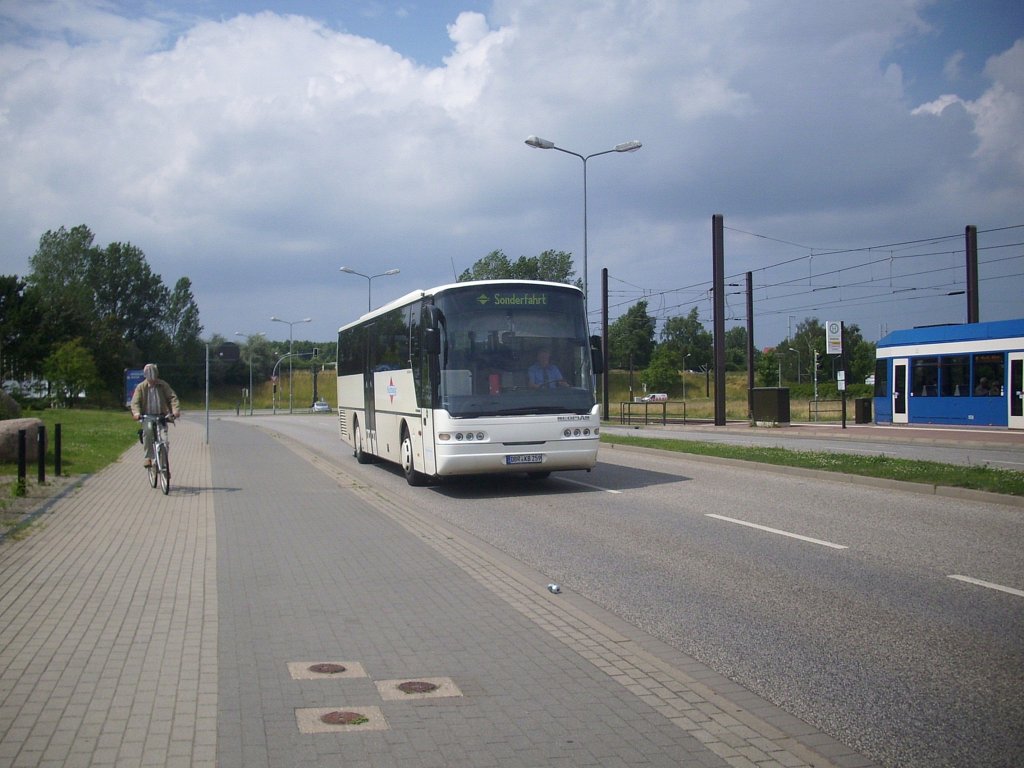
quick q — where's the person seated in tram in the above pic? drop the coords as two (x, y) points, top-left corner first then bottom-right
(975, 377), (991, 396)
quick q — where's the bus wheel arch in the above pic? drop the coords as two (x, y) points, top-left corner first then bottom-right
(400, 423), (428, 486)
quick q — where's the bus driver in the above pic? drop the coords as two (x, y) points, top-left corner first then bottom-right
(528, 348), (569, 389)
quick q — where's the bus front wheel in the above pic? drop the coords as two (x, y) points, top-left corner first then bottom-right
(400, 429), (428, 486)
(354, 423), (373, 464)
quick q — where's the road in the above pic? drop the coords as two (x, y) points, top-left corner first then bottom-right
(603, 421), (1024, 470)
(221, 414), (1024, 768)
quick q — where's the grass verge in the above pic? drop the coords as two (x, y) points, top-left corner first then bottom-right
(601, 433), (1024, 498)
(2, 410), (137, 535)
(0, 409), (138, 477)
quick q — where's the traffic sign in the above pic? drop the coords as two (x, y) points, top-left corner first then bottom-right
(826, 321), (843, 355)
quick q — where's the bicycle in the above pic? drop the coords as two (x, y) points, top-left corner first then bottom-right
(140, 414), (174, 494)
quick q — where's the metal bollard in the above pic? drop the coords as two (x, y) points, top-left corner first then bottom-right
(55, 424), (62, 476)
(17, 429), (27, 495)
(37, 425), (46, 484)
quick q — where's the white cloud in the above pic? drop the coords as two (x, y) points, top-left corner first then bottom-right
(943, 49), (965, 82)
(971, 40), (1024, 174)
(0, 0), (1020, 344)
(913, 40), (1024, 178)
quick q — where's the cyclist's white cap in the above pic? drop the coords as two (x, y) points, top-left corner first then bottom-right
(143, 363), (158, 381)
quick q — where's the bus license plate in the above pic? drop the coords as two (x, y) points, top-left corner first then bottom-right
(506, 454), (543, 465)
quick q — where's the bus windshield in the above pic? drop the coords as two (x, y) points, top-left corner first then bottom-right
(433, 284), (596, 418)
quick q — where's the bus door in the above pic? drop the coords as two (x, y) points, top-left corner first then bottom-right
(892, 358), (909, 424)
(364, 323), (377, 438)
(1010, 353), (1024, 430)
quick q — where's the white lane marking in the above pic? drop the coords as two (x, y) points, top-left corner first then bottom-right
(559, 477), (623, 494)
(705, 514), (848, 550)
(948, 575), (1024, 598)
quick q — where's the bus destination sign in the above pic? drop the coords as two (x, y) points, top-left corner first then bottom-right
(476, 291), (549, 307)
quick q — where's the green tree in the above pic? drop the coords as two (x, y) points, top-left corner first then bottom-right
(165, 277), (204, 388)
(781, 318), (874, 387)
(26, 225), (203, 401)
(757, 348), (781, 387)
(0, 275), (45, 381)
(43, 338), (100, 407)
(459, 249), (580, 287)
(659, 307), (712, 370)
(89, 240), (173, 389)
(724, 326), (750, 372)
(27, 225), (97, 354)
(843, 323), (876, 385)
(644, 345), (681, 393)
(91, 241), (170, 347)
(608, 300), (656, 369)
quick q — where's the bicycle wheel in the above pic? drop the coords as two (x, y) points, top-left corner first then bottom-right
(147, 458), (158, 488)
(157, 444), (170, 495)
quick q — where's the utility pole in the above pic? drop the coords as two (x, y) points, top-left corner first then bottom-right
(712, 214), (726, 426)
(813, 350), (819, 403)
(966, 224), (979, 323)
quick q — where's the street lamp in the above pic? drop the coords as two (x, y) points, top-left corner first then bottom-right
(524, 135), (642, 323)
(680, 352), (689, 402)
(270, 316), (311, 413)
(234, 332), (264, 415)
(340, 267), (400, 312)
(789, 347), (801, 384)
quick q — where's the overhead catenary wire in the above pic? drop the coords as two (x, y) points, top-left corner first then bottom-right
(597, 224), (1023, 335)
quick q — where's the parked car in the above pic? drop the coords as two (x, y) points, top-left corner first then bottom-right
(641, 393), (668, 402)
(311, 400), (332, 413)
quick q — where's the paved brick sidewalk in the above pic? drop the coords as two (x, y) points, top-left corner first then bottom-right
(1, 416), (877, 767)
(0, 419), (216, 767)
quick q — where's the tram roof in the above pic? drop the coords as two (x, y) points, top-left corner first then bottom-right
(877, 318), (1024, 349)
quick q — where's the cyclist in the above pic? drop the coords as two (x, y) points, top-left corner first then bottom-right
(130, 363), (180, 468)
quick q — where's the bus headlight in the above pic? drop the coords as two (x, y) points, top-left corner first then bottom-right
(438, 431), (487, 442)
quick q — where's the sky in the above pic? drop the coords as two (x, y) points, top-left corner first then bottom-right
(1, 0), (1022, 349)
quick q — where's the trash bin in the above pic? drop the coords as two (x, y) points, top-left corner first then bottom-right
(854, 397), (872, 424)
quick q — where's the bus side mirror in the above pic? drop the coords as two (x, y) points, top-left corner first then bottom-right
(590, 335), (604, 375)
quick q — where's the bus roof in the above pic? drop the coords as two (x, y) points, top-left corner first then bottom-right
(337, 279), (583, 332)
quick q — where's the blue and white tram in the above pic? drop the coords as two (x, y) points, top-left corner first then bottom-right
(873, 318), (1024, 429)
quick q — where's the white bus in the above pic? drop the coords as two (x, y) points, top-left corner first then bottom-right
(336, 280), (604, 485)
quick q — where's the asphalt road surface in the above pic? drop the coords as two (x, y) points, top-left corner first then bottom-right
(221, 414), (1024, 768)
(602, 421), (1024, 471)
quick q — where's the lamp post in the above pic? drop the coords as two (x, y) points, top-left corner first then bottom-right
(340, 267), (401, 312)
(234, 332), (264, 415)
(270, 316), (311, 413)
(524, 135), (641, 324)
(681, 353), (688, 402)
(789, 347), (801, 384)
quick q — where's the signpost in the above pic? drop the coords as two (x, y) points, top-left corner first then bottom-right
(124, 368), (145, 407)
(828, 321), (848, 429)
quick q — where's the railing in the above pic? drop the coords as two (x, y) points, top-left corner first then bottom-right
(807, 398), (843, 421)
(618, 400), (703, 425)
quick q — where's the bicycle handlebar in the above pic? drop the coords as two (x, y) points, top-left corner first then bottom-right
(140, 414), (176, 425)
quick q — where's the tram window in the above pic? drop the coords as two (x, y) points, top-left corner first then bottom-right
(873, 359), (888, 398)
(973, 353), (1004, 396)
(940, 355), (969, 396)
(912, 357), (938, 397)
